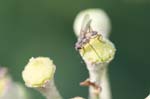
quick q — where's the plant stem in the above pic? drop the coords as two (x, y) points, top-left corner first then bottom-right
(37, 79), (63, 99)
(86, 62), (111, 99)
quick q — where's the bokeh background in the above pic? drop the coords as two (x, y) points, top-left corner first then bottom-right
(0, 0), (150, 99)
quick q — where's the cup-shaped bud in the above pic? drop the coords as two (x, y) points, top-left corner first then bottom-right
(79, 35), (116, 64)
(22, 57), (56, 87)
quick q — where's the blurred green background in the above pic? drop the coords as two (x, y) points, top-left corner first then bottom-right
(0, 0), (150, 99)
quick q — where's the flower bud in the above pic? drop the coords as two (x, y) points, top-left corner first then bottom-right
(0, 68), (9, 97)
(79, 35), (115, 64)
(73, 8), (111, 38)
(22, 57), (56, 87)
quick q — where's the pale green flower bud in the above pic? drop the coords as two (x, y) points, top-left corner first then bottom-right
(22, 57), (56, 88)
(79, 35), (116, 64)
(74, 8), (111, 38)
(0, 68), (9, 96)
(0, 67), (28, 99)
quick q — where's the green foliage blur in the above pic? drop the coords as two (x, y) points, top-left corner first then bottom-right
(0, 0), (149, 99)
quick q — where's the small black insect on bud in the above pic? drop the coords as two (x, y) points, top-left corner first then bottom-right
(75, 44), (81, 50)
(91, 31), (98, 36)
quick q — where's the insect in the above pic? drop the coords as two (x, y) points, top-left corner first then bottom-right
(75, 14), (102, 50)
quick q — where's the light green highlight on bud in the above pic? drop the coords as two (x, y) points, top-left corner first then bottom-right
(0, 77), (8, 96)
(79, 35), (116, 64)
(0, 67), (9, 96)
(22, 57), (56, 87)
